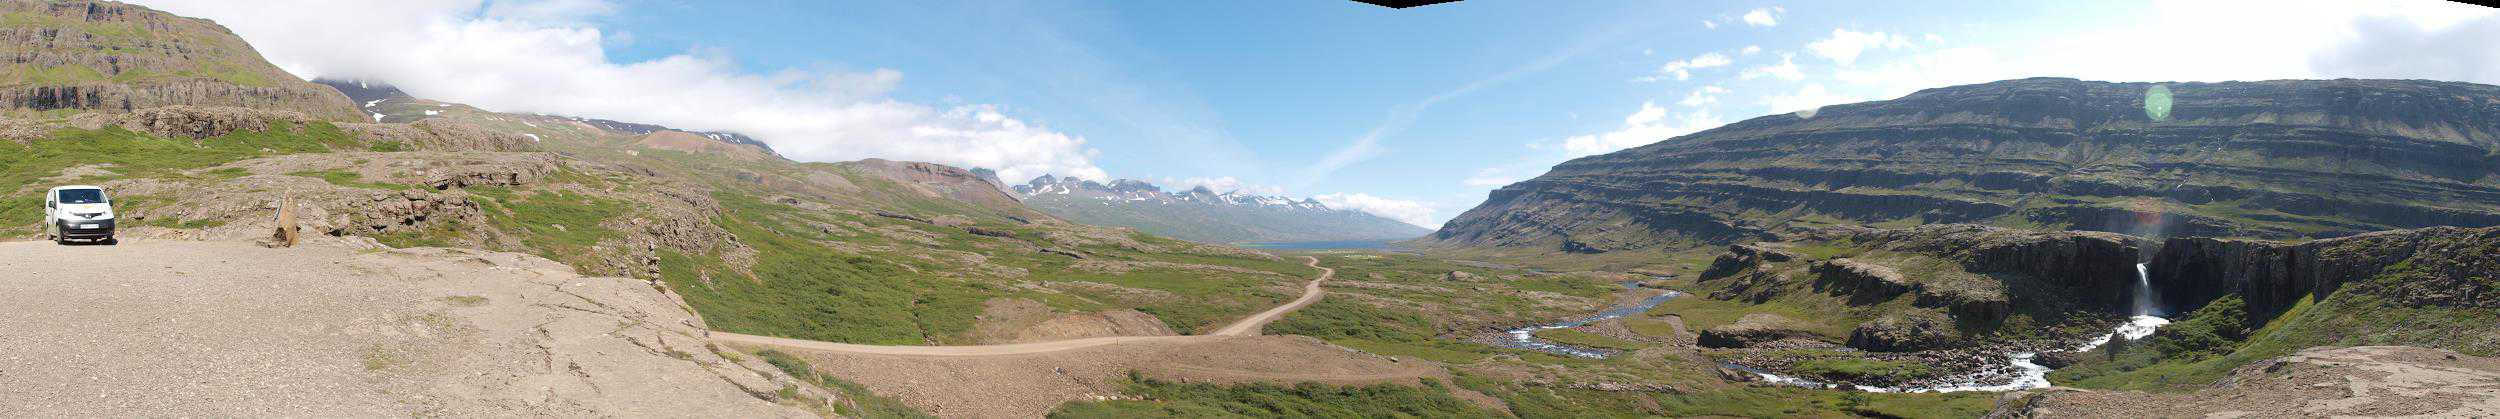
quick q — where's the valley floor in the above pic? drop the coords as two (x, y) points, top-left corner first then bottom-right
(711, 256), (1509, 417)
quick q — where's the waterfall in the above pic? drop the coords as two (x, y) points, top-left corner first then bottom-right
(2076, 262), (2171, 352)
(2132, 263), (2155, 316)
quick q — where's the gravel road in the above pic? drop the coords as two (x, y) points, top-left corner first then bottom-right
(0, 239), (811, 416)
(711, 256), (1334, 358)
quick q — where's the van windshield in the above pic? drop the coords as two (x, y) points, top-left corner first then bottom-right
(57, 189), (105, 204)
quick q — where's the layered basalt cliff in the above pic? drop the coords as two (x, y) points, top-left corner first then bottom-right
(1427, 78), (2500, 255)
(0, 1), (360, 120)
(1693, 224), (2149, 351)
(2149, 225), (2500, 323)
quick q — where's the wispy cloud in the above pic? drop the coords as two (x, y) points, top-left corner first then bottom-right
(1461, 168), (1524, 188)
(1559, 101), (1723, 157)
(1155, 176), (1285, 195)
(1806, 28), (1912, 65)
(1637, 52), (1733, 82)
(1296, 21), (1645, 190)
(1313, 193), (1441, 228)
(1740, 53), (1805, 81)
(1678, 85), (1729, 107)
(1742, 6), (1783, 27)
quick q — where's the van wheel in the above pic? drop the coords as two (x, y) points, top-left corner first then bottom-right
(102, 237), (117, 245)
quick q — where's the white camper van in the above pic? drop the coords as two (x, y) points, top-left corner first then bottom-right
(44, 185), (116, 244)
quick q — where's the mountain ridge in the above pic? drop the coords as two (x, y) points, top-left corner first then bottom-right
(1424, 77), (2500, 259)
(1012, 174), (1431, 243)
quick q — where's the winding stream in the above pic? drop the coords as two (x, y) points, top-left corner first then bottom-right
(1495, 280), (1683, 358)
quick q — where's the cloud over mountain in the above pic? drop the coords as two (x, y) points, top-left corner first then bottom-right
(129, 0), (1108, 183)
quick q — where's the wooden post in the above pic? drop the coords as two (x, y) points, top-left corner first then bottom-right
(273, 191), (298, 247)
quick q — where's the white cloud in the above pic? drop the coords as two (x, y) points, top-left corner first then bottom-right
(1560, 101), (1724, 157)
(1461, 168), (1522, 188)
(1740, 53), (1805, 81)
(1763, 83), (1861, 118)
(1678, 85), (1728, 107)
(129, 0), (1108, 183)
(2312, 13), (2500, 84)
(1742, 7), (1782, 27)
(1157, 176), (1283, 196)
(1700, 19), (1717, 29)
(1313, 193), (1440, 229)
(1640, 52), (1733, 82)
(1809, 0), (2500, 103)
(1806, 28), (1912, 66)
(1740, 45), (1762, 55)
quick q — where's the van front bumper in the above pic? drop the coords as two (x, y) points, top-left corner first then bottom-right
(59, 219), (114, 239)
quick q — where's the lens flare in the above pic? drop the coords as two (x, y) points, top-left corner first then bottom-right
(2144, 85), (2174, 122)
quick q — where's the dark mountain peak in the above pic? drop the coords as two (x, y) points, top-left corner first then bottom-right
(313, 78), (412, 106)
(1109, 179), (1160, 193)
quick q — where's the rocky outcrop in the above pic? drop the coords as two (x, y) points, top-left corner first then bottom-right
(1812, 258), (1915, 305)
(342, 119), (539, 152)
(1697, 313), (1822, 348)
(1425, 78), (2500, 255)
(1701, 243), (1796, 278)
(105, 173), (484, 242)
(0, 1), (361, 120)
(1848, 312), (1960, 352)
(71, 105), (311, 139)
(2150, 225), (2500, 322)
(842, 159), (1026, 212)
(1821, 224), (2145, 311)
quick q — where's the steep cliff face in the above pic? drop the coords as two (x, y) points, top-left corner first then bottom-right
(2150, 225), (2500, 323)
(1427, 78), (2500, 255)
(0, 0), (358, 120)
(1690, 224), (2148, 351)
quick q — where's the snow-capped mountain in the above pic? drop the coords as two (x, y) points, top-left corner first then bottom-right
(1010, 175), (1431, 244)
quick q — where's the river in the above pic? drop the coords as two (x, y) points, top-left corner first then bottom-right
(1494, 280), (1683, 358)
(1499, 266), (2173, 393)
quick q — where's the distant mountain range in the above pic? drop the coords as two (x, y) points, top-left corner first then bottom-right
(313, 78), (781, 158)
(1011, 175), (1431, 243)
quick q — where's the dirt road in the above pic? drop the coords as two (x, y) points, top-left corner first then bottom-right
(0, 240), (812, 416)
(709, 255), (1335, 356)
(1209, 256), (1332, 336)
(703, 256), (1482, 418)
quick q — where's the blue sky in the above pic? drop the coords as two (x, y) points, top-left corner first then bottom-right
(136, 0), (2500, 227)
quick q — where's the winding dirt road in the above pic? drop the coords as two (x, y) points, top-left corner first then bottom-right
(707, 256), (1334, 356)
(705, 256), (1498, 417)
